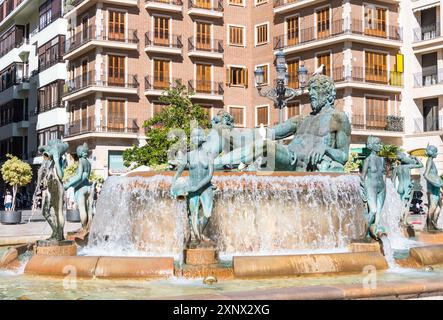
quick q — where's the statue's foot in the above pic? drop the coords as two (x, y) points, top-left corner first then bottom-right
(369, 224), (387, 240)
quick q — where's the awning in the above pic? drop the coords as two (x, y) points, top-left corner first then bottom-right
(408, 148), (427, 157)
(413, 2), (439, 13)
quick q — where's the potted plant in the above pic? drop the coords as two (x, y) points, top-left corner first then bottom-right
(1, 154), (32, 224)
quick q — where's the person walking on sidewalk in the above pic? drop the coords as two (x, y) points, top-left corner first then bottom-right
(4, 190), (13, 211)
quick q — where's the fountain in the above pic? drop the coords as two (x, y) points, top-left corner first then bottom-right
(2, 75), (443, 300)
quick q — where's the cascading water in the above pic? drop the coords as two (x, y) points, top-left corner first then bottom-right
(380, 179), (419, 251)
(83, 172), (369, 261)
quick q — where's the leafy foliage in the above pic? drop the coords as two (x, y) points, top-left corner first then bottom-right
(1, 154), (32, 211)
(378, 144), (402, 177)
(63, 162), (104, 186)
(344, 152), (362, 173)
(123, 80), (211, 168)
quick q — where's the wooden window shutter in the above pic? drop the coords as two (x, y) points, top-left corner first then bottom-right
(226, 67), (230, 86)
(244, 68), (248, 88)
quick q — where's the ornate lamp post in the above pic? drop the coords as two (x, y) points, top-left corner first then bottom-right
(254, 50), (308, 125)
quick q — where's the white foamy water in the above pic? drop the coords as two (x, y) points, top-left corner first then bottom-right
(381, 180), (420, 250)
(84, 173), (367, 261)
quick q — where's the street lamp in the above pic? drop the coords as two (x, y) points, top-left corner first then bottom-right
(254, 50), (308, 125)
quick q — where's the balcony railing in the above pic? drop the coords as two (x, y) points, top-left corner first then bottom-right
(0, 37), (29, 57)
(332, 66), (403, 87)
(414, 115), (443, 133)
(38, 57), (65, 73)
(273, 0), (300, 8)
(188, 80), (223, 95)
(145, 32), (183, 49)
(352, 114), (404, 132)
(274, 19), (402, 50)
(188, 0), (223, 11)
(145, 0), (183, 5)
(63, 71), (139, 95)
(63, 0), (86, 14)
(188, 37), (223, 53)
(413, 24), (441, 42)
(66, 26), (139, 53)
(413, 67), (443, 87)
(65, 117), (139, 137)
(145, 75), (182, 90)
(0, 62), (29, 92)
(36, 102), (64, 114)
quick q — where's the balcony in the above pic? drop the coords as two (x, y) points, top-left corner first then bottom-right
(64, 26), (139, 60)
(351, 114), (404, 135)
(274, 19), (402, 53)
(188, 80), (223, 100)
(413, 24), (443, 53)
(144, 76), (181, 96)
(62, 71), (139, 101)
(64, 0), (139, 17)
(188, 0), (223, 18)
(331, 66), (403, 92)
(64, 117), (139, 139)
(144, 0), (183, 13)
(413, 67), (443, 99)
(414, 116), (443, 133)
(144, 32), (182, 55)
(188, 37), (223, 59)
(36, 102), (64, 115)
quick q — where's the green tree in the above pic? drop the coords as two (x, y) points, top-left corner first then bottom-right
(344, 152), (362, 173)
(379, 144), (401, 178)
(123, 80), (211, 168)
(1, 154), (33, 211)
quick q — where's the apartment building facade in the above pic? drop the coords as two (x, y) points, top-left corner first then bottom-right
(61, 0), (407, 177)
(0, 0), (68, 165)
(401, 0), (443, 171)
(6, 0), (443, 177)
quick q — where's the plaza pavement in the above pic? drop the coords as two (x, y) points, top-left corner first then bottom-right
(0, 210), (81, 246)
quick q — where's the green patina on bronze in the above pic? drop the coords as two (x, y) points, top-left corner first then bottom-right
(64, 143), (96, 233)
(35, 139), (69, 241)
(213, 75), (351, 172)
(361, 136), (386, 240)
(171, 127), (215, 248)
(424, 145), (443, 231)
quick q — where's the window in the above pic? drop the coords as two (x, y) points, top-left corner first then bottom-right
(256, 105), (269, 126)
(255, 23), (268, 45)
(108, 99), (125, 131)
(154, 16), (170, 46)
(81, 102), (88, 131)
(39, 0), (61, 30)
(365, 5), (386, 37)
(0, 63), (26, 92)
(255, 0), (268, 5)
(37, 125), (64, 148)
(0, 25), (24, 56)
(317, 52), (331, 77)
(196, 64), (212, 92)
(229, 0), (244, 5)
(287, 101), (300, 119)
(0, 100), (24, 127)
(365, 51), (387, 84)
(38, 80), (64, 113)
(366, 96), (388, 129)
(38, 35), (65, 72)
(109, 10), (125, 41)
(255, 64), (269, 85)
(287, 16), (299, 46)
(201, 105), (212, 121)
(229, 107), (245, 127)
(108, 55), (125, 86)
(316, 7), (330, 38)
(195, 0), (212, 9)
(226, 66), (248, 87)
(153, 103), (166, 116)
(153, 59), (170, 89)
(196, 21), (211, 50)
(287, 60), (299, 89)
(229, 25), (244, 46)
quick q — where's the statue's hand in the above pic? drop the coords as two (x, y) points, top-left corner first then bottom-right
(308, 145), (326, 167)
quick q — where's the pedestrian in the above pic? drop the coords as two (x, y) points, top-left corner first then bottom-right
(4, 190), (13, 211)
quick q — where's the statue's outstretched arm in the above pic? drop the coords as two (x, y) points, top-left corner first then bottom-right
(268, 117), (298, 140)
(173, 162), (187, 184)
(64, 161), (84, 190)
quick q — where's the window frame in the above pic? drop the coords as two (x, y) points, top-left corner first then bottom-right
(227, 24), (246, 47)
(255, 104), (270, 127)
(228, 105), (246, 128)
(254, 22), (269, 46)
